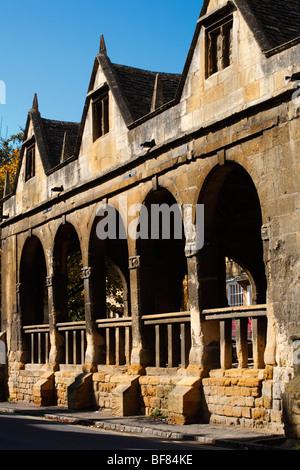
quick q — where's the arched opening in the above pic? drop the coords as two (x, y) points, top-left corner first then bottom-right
(19, 236), (48, 363)
(198, 162), (267, 369)
(20, 236), (48, 326)
(53, 223), (85, 365)
(198, 163), (266, 309)
(105, 258), (126, 318)
(89, 206), (129, 320)
(88, 205), (130, 365)
(137, 188), (187, 316)
(137, 188), (189, 368)
(53, 223), (84, 323)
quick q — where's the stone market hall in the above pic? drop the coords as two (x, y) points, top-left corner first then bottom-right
(1, 0), (300, 438)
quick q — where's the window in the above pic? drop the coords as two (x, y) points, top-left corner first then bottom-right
(25, 143), (35, 181)
(92, 87), (109, 141)
(228, 281), (244, 307)
(206, 16), (233, 77)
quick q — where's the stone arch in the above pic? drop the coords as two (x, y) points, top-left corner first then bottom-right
(88, 203), (130, 320)
(155, 176), (184, 208)
(136, 187), (187, 316)
(192, 150), (267, 225)
(53, 222), (84, 322)
(19, 235), (48, 326)
(19, 235), (49, 364)
(197, 160), (267, 308)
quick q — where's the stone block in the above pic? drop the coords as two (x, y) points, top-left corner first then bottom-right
(111, 376), (140, 417)
(32, 372), (55, 406)
(67, 373), (93, 410)
(168, 377), (201, 424)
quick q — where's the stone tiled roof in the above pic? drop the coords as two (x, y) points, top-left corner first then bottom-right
(111, 63), (181, 121)
(41, 119), (80, 168)
(199, 0), (300, 51)
(245, 0), (300, 49)
(41, 118), (79, 167)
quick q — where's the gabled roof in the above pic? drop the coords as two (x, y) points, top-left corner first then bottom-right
(240, 0), (300, 50)
(41, 118), (79, 168)
(175, 0), (300, 103)
(110, 63), (181, 122)
(88, 43), (181, 127)
(6, 96), (80, 197)
(200, 0), (300, 52)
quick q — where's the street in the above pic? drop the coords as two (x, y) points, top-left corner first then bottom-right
(0, 414), (213, 452)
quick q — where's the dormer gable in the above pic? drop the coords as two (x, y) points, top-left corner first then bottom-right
(82, 34), (181, 131)
(200, 0), (300, 54)
(9, 94), (80, 197)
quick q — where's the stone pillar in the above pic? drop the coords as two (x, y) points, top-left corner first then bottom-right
(128, 255), (147, 372)
(186, 251), (206, 375)
(261, 224), (277, 366)
(47, 275), (63, 368)
(15, 282), (26, 364)
(82, 266), (105, 372)
(186, 243), (224, 375)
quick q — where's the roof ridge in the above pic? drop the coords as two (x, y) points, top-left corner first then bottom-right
(111, 62), (181, 78)
(41, 117), (80, 126)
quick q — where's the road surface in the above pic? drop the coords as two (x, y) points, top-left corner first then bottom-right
(0, 413), (212, 452)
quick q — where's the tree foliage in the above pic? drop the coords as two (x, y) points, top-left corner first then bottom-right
(0, 130), (23, 316)
(0, 130), (23, 199)
(67, 250), (85, 322)
(105, 259), (125, 317)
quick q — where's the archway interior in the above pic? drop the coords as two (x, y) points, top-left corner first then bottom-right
(137, 188), (187, 315)
(198, 163), (266, 310)
(89, 207), (129, 319)
(19, 236), (48, 364)
(53, 223), (84, 322)
(20, 236), (48, 326)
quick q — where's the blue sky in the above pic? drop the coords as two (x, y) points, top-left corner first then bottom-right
(0, 0), (203, 138)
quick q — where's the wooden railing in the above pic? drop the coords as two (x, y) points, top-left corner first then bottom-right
(142, 312), (191, 368)
(23, 324), (50, 365)
(57, 322), (86, 365)
(24, 306), (266, 371)
(96, 317), (132, 366)
(202, 305), (268, 369)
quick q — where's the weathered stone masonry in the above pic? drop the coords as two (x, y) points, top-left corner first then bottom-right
(1, 0), (300, 437)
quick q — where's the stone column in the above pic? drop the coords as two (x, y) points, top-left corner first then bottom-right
(185, 250), (206, 375)
(14, 283), (25, 364)
(82, 266), (105, 372)
(47, 275), (63, 369)
(186, 243), (223, 375)
(128, 255), (147, 372)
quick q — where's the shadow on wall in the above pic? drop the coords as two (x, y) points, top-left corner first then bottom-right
(0, 336), (7, 402)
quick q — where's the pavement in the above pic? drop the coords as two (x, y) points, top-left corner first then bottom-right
(0, 401), (297, 450)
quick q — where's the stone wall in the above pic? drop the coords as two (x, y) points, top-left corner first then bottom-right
(8, 366), (44, 404)
(139, 374), (181, 417)
(1, 364), (294, 436)
(54, 369), (81, 407)
(202, 367), (284, 434)
(92, 372), (124, 411)
(283, 331), (300, 439)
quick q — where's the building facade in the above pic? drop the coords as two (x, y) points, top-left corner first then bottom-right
(1, 0), (300, 437)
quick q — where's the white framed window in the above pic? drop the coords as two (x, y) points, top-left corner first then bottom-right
(228, 281), (244, 307)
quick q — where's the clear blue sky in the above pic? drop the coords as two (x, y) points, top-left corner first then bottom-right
(0, 0), (203, 138)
